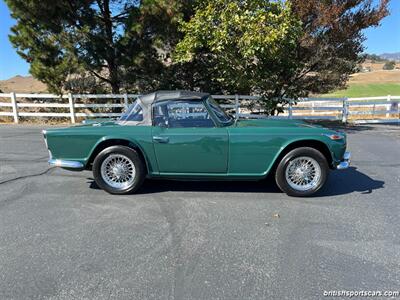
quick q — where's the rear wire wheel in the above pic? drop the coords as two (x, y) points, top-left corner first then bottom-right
(93, 146), (145, 194)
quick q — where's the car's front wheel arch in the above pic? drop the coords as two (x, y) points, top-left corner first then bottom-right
(269, 139), (333, 175)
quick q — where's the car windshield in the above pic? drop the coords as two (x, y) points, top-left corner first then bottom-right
(207, 97), (233, 125)
(119, 100), (144, 122)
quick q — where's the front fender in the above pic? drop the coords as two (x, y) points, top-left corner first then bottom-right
(265, 136), (345, 175)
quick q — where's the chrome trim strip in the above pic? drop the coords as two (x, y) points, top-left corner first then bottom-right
(336, 151), (351, 170)
(48, 159), (84, 169)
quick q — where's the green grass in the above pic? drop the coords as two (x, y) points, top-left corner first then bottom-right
(320, 83), (400, 98)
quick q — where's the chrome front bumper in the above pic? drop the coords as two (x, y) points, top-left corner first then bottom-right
(48, 159), (84, 169)
(336, 151), (351, 170)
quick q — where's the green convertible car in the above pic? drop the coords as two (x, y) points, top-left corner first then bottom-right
(42, 91), (350, 197)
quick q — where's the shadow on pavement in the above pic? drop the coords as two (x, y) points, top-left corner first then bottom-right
(88, 166), (384, 197)
(88, 177), (281, 194)
(317, 166), (384, 197)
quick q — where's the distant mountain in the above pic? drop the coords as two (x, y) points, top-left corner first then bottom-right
(0, 75), (47, 93)
(380, 52), (400, 62)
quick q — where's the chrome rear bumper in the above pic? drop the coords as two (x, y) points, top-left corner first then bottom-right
(49, 159), (84, 169)
(336, 151), (351, 170)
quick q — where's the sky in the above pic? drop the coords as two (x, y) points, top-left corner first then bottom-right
(0, 0), (399, 80)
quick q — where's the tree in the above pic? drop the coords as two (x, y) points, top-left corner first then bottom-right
(5, 0), (147, 94)
(118, 0), (204, 92)
(175, 0), (389, 114)
(383, 61), (396, 70)
(6, 0), (389, 101)
(6, 0), (207, 94)
(120, 0), (225, 94)
(175, 0), (302, 112)
(7, 14), (81, 94)
(290, 0), (388, 95)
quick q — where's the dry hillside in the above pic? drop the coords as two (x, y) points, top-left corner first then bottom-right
(350, 69), (400, 83)
(362, 59), (400, 71)
(0, 75), (47, 93)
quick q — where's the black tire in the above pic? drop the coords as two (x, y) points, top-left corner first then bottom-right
(92, 146), (146, 195)
(275, 147), (328, 197)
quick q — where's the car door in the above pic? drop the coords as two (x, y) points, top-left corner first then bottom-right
(151, 99), (229, 174)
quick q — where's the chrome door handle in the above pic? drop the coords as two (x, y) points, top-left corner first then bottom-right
(153, 136), (169, 143)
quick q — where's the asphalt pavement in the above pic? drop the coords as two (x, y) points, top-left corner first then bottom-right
(0, 123), (399, 300)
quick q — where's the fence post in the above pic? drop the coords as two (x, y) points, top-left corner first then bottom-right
(288, 100), (293, 119)
(342, 98), (348, 124)
(68, 93), (76, 124)
(124, 93), (129, 110)
(386, 95), (391, 118)
(235, 94), (240, 120)
(10, 92), (19, 124)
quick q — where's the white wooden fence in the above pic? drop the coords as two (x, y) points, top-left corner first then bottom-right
(0, 92), (399, 124)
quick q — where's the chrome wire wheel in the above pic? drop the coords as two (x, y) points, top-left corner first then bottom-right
(285, 156), (321, 192)
(100, 154), (136, 189)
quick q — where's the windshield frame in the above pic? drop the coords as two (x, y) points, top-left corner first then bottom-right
(118, 99), (144, 123)
(205, 96), (234, 126)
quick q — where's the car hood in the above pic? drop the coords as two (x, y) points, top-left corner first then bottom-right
(235, 119), (321, 128)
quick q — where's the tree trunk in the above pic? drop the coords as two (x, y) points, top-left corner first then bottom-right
(101, 0), (120, 95)
(110, 80), (120, 94)
(108, 62), (120, 94)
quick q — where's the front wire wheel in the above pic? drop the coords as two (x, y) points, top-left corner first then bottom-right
(285, 156), (322, 191)
(275, 147), (328, 197)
